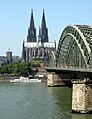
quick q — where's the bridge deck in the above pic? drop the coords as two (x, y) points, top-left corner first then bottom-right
(45, 67), (92, 75)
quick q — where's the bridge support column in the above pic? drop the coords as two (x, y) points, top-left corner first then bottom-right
(47, 72), (65, 86)
(72, 79), (92, 113)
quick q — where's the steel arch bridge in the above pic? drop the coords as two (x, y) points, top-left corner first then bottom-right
(48, 25), (92, 68)
(46, 51), (56, 67)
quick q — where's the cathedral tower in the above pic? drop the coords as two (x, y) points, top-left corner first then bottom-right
(38, 9), (48, 43)
(27, 9), (37, 42)
(22, 10), (56, 62)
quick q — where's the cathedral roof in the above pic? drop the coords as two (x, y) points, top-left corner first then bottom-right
(25, 42), (37, 48)
(25, 42), (55, 48)
(43, 42), (56, 48)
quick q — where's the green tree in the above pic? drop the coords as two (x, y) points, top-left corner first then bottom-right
(1, 65), (9, 74)
(0, 62), (31, 76)
(11, 62), (20, 75)
(31, 60), (40, 67)
(19, 62), (31, 76)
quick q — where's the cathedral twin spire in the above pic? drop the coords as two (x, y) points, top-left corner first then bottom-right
(27, 9), (48, 43)
(27, 9), (36, 42)
(41, 9), (46, 29)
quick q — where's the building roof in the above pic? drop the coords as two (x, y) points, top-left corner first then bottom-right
(25, 42), (37, 48)
(25, 42), (55, 48)
(43, 42), (56, 48)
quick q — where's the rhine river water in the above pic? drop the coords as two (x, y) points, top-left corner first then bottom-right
(0, 81), (92, 119)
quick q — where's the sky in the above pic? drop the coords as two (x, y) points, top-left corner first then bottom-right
(0, 0), (92, 56)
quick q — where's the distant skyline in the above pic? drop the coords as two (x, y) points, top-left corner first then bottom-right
(0, 0), (92, 56)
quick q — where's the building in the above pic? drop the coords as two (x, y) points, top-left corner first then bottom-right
(0, 50), (21, 67)
(0, 56), (7, 67)
(6, 50), (12, 63)
(6, 50), (21, 63)
(22, 9), (56, 62)
(12, 56), (21, 63)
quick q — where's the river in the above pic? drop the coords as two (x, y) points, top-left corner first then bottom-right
(0, 81), (92, 119)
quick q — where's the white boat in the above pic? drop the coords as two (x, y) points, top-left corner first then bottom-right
(10, 76), (42, 83)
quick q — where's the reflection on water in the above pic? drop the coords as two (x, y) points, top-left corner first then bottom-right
(48, 86), (92, 119)
(0, 82), (92, 119)
(48, 86), (72, 119)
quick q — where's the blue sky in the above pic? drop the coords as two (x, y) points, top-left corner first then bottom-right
(0, 0), (92, 56)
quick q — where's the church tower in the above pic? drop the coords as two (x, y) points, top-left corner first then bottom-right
(22, 10), (56, 62)
(38, 9), (48, 43)
(27, 9), (37, 42)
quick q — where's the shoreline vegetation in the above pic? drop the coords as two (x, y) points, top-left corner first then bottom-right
(0, 62), (32, 77)
(0, 61), (47, 82)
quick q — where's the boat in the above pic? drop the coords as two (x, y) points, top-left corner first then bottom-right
(10, 76), (42, 83)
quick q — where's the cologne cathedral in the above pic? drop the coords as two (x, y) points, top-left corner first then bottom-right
(22, 9), (56, 62)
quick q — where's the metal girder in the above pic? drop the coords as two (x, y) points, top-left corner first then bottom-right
(64, 33), (88, 67)
(46, 51), (56, 67)
(56, 25), (92, 68)
(71, 25), (91, 54)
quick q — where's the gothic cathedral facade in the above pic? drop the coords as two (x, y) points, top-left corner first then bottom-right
(22, 9), (56, 62)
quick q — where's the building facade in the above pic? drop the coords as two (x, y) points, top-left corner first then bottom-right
(22, 9), (56, 62)
(6, 51), (12, 63)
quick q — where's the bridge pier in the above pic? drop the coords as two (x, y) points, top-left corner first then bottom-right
(72, 79), (92, 113)
(47, 72), (65, 86)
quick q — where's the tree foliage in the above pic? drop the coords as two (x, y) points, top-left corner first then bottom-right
(31, 60), (40, 67)
(0, 62), (31, 76)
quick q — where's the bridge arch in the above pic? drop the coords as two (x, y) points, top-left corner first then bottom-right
(46, 51), (56, 67)
(56, 25), (92, 68)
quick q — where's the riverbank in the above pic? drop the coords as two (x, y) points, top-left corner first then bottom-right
(0, 76), (19, 82)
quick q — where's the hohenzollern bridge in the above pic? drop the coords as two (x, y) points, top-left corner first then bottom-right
(45, 25), (92, 114)
(47, 25), (92, 68)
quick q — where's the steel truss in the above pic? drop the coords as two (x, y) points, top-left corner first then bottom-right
(56, 25), (92, 68)
(46, 51), (56, 67)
